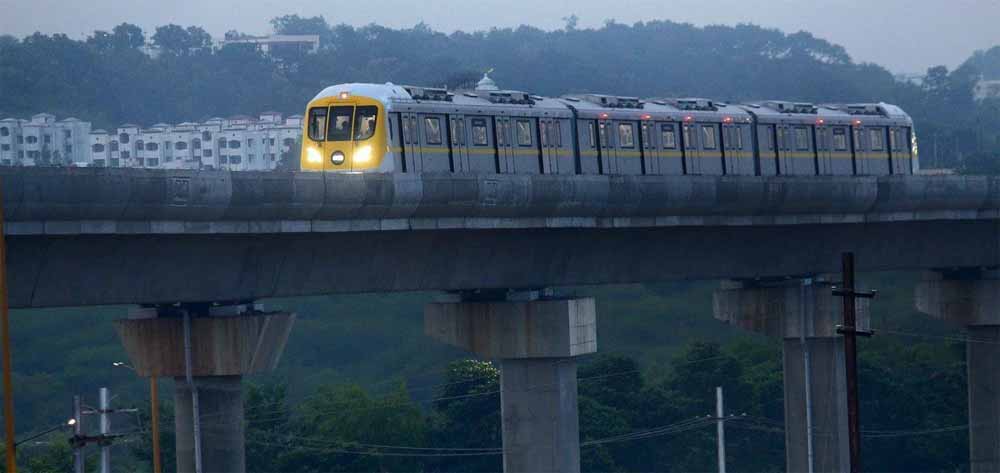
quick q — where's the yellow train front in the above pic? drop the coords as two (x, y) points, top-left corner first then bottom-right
(300, 83), (406, 172)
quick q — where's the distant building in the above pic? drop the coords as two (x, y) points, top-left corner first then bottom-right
(219, 35), (320, 55)
(0, 114), (90, 166)
(974, 79), (1000, 101)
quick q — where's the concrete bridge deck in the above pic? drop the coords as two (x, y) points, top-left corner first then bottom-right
(3, 168), (998, 308)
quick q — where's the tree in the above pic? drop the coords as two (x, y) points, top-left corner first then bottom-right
(428, 360), (502, 472)
(152, 25), (212, 55)
(111, 23), (145, 49)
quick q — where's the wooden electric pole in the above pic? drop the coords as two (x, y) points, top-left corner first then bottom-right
(833, 252), (875, 473)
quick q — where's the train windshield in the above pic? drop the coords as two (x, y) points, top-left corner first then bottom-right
(353, 106), (378, 140)
(327, 106), (354, 141)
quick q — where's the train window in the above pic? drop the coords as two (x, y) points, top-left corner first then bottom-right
(307, 107), (327, 141)
(683, 124), (694, 149)
(661, 124), (677, 149)
(540, 122), (548, 146)
(794, 127), (810, 151)
(618, 123), (635, 148)
(869, 128), (884, 151)
(853, 128), (862, 151)
(599, 122), (609, 147)
(497, 121), (506, 146)
(424, 117), (443, 145)
(701, 125), (717, 150)
(641, 123), (651, 149)
(833, 128), (848, 151)
(327, 106), (354, 142)
(471, 119), (488, 146)
(516, 120), (533, 146)
(585, 122), (596, 148)
(450, 118), (464, 145)
(402, 117), (412, 144)
(353, 106), (378, 141)
(734, 126), (744, 149)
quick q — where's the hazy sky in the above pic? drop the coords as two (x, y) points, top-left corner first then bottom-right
(2, 0), (998, 73)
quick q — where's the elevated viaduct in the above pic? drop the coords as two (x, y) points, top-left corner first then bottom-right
(5, 167), (1000, 472)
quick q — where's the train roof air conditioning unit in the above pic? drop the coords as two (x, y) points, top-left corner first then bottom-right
(673, 98), (717, 111)
(479, 90), (535, 105)
(403, 86), (453, 102)
(845, 104), (886, 116)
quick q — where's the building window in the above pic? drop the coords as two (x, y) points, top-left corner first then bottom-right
(283, 138), (295, 147)
(515, 120), (533, 147)
(219, 155), (228, 164)
(43, 134), (51, 144)
(176, 141), (188, 151)
(109, 158), (119, 167)
(218, 138), (227, 149)
(247, 138), (254, 148)
(26, 136), (37, 144)
(119, 133), (130, 144)
(93, 159), (105, 167)
(135, 140), (144, 150)
(165, 141), (173, 150)
(230, 156), (242, 164)
(228, 140), (241, 149)
(91, 144), (105, 153)
(146, 158), (158, 167)
(700, 125), (717, 150)
(471, 119), (488, 146)
(248, 154), (255, 163)
(16, 136), (23, 144)
(203, 149), (212, 157)
(0, 144), (9, 151)
(269, 138), (276, 146)
(110, 141), (119, 151)
(0, 127), (7, 137)
(202, 131), (212, 141)
(17, 151), (23, 159)
(121, 150), (130, 159)
(135, 158), (144, 166)
(64, 130), (71, 139)
(192, 139), (201, 150)
(617, 123), (635, 148)
(423, 117), (442, 145)
(146, 142), (158, 151)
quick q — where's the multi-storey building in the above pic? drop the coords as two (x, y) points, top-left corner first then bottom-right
(12, 113), (301, 170)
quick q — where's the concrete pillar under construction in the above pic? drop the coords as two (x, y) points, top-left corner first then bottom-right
(915, 269), (1000, 473)
(425, 294), (597, 473)
(714, 278), (869, 473)
(115, 306), (295, 473)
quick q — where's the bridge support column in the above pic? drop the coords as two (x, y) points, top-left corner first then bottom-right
(916, 269), (1000, 473)
(425, 293), (596, 473)
(114, 305), (295, 473)
(714, 279), (868, 473)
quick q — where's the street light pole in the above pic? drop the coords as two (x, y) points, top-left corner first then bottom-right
(113, 362), (160, 473)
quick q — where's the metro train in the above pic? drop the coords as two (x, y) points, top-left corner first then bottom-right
(299, 74), (917, 175)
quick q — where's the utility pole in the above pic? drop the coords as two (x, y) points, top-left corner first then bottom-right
(0, 179), (17, 473)
(99, 388), (110, 473)
(716, 386), (726, 473)
(833, 252), (875, 473)
(73, 396), (83, 473)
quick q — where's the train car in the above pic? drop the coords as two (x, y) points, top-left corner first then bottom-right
(300, 76), (917, 176)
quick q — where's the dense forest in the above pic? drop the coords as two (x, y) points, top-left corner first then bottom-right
(1, 16), (1000, 171)
(0, 15), (996, 472)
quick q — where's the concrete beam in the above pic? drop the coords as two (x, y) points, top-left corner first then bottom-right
(424, 298), (597, 358)
(9, 218), (1000, 308)
(915, 270), (1000, 326)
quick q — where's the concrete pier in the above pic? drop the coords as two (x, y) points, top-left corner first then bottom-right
(916, 270), (1000, 473)
(425, 295), (596, 473)
(115, 306), (295, 473)
(714, 279), (868, 473)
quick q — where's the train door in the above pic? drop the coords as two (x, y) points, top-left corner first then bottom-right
(829, 126), (852, 175)
(641, 120), (659, 174)
(539, 118), (555, 173)
(512, 117), (540, 174)
(658, 122), (683, 175)
(450, 115), (469, 172)
(851, 125), (868, 175)
(756, 124), (777, 176)
(552, 119), (573, 174)
(467, 116), (495, 173)
(495, 116), (514, 173)
(598, 119), (617, 174)
(617, 120), (641, 175)
(866, 126), (890, 175)
(578, 119), (600, 174)
(816, 125), (832, 175)
(388, 113), (407, 171)
(723, 123), (753, 175)
(698, 123), (723, 175)
(682, 122), (701, 174)
(889, 126), (911, 175)
(400, 112), (422, 172)
(418, 113), (450, 172)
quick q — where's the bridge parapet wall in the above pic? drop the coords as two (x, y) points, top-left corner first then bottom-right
(2, 168), (996, 230)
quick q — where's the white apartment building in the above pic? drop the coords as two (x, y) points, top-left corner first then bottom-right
(5, 113), (300, 170)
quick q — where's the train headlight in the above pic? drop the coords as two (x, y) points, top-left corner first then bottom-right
(354, 145), (371, 164)
(331, 151), (345, 165)
(306, 147), (322, 164)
